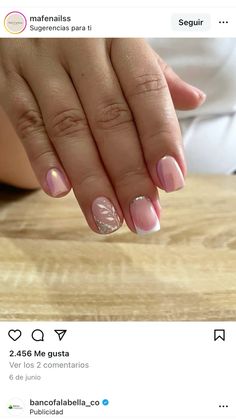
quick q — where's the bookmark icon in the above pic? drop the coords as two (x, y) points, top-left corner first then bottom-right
(214, 329), (225, 341)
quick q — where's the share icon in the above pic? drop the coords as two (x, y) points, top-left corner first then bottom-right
(54, 330), (67, 341)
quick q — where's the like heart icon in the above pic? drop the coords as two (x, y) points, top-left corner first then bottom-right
(8, 329), (22, 341)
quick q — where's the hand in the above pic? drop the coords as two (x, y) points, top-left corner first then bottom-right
(0, 39), (205, 234)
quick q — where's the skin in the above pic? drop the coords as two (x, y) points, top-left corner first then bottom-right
(0, 38), (205, 233)
(0, 105), (38, 188)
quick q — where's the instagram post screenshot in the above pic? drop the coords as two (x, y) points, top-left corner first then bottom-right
(0, 1), (236, 417)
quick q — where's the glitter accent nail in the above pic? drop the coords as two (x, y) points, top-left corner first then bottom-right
(92, 197), (122, 234)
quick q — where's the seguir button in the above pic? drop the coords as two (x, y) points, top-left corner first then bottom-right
(172, 14), (210, 31)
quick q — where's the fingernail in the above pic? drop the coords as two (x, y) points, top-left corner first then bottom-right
(130, 196), (160, 235)
(190, 85), (206, 103)
(157, 156), (185, 192)
(92, 197), (122, 234)
(46, 168), (69, 197)
(156, 198), (162, 217)
(194, 89), (206, 104)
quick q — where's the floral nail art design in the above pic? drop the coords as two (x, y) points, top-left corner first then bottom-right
(92, 197), (122, 234)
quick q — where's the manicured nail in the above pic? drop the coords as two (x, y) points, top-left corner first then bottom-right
(92, 197), (122, 234)
(157, 156), (185, 193)
(156, 198), (162, 217)
(130, 196), (160, 235)
(46, 168), (69, 197)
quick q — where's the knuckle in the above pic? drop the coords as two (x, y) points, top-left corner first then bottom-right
(76, 170), (104, 189)
(144, 126), (180, 165)
(28, 148), (55, 166)
(115, 166), (148, 189)
(48, 108), (89, 142)
(16, 109), (44, 139)
(144, 122), (179, 148)
(145, 125), (174, 144)
(129, 73), (167, 98)
(94, 102), (133, 131)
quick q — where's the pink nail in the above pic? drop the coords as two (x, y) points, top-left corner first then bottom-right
(157, 156), (185, 192)
(130, 196), (160, 235)
(46, 168), (69, 197)
(92, 197), (122, 234)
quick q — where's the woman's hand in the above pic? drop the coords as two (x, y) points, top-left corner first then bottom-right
(0, 39), (205, 234)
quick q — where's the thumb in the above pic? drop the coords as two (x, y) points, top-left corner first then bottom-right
(156, 54), (206, 110)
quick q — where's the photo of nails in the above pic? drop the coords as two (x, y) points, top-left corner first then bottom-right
(0, 38), (236, 321)
(92, 197), (122, 234)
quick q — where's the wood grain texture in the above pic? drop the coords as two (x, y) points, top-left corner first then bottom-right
(0, 175), (236, 321)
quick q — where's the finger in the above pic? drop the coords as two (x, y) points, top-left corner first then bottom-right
(66, 39), (161, 234)
(156, 53), (206, 110)
(0, 71), (71, 197)
(21, 59), (123, 234)
(111, 38), (186, 193)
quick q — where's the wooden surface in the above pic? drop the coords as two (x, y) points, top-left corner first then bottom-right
(0, 175), (236, 321)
